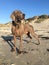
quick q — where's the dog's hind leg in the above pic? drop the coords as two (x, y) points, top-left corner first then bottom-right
(29, 26), (40, 45)
(31, 31), (40, 45)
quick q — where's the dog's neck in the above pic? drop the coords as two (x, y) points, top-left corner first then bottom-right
(21, 19), (25, 24)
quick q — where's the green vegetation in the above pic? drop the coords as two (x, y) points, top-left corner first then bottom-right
(26, 14), (49, 23)
(35, 18), (45, 23)
(26, 16), (38, 22)
(35, 15), (49, 23)
(39, 15), (49, 19)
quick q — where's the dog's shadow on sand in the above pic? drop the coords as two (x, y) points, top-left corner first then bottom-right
(1, 35), (20, 53)
(1, 35), (29, 54)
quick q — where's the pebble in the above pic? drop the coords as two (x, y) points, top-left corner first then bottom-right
(11, 64), (15, 65)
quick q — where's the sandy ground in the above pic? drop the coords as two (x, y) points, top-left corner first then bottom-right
(0, 19), (49, 65)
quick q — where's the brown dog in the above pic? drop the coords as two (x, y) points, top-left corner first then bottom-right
(10, 10), (40, 53)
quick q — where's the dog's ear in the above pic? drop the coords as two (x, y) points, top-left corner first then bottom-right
(10, 11), (16, 21)
(10, 14), (15, 21)
(23, 13), (25, 19)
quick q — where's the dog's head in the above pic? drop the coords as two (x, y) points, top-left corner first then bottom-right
(10, 10), (25, 23)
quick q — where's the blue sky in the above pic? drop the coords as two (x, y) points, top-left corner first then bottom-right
(0, 0), (49, 24)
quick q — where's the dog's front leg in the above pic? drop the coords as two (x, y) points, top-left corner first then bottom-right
(19, 36), (23, 53)
(13, 35), (16, 51)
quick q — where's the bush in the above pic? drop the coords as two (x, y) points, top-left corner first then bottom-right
(38, 15), (48, 19)
(35, 18), (45, 23)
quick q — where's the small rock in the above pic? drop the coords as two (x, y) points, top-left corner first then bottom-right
(47, 49), (49, 51)
(11, 64), (15, 65)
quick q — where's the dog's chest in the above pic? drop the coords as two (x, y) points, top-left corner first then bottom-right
(15, 27), (24, 36)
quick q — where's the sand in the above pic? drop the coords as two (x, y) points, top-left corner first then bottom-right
(0, 19), (49, 65)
